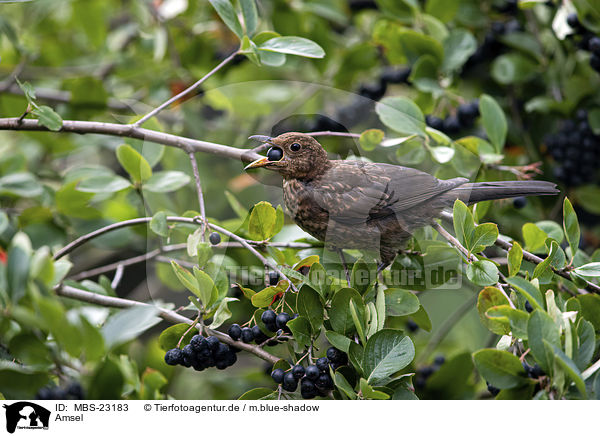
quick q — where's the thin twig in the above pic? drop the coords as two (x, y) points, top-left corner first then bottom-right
(0, 118), (261, 163)
(110, 264), (124, 290)
(305, 131), (361, 138)
(337, 248), (351, 287)
(53, 215), (297, 292)
(431, 221), (474, 261)
(54, 284), (280, 364)
(188, 151), (208, 241)
(133, 50), (238, 127)
(438, 211), (600, 294)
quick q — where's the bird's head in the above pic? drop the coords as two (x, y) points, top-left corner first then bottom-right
(244, 132), (329, 179)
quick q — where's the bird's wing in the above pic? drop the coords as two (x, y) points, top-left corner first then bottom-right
(309, 161), (467, 225)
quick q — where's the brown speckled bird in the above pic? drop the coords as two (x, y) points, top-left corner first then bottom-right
(245, 132), (558, 270)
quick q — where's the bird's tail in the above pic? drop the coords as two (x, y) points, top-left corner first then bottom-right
(454, 180), (559, 204)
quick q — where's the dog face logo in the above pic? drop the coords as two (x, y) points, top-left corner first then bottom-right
(2, 402), (51, 433)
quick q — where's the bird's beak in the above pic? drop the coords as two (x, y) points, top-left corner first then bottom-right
(244, 157), (271, 170)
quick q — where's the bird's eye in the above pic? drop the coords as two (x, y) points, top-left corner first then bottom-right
(290, 142), (301, 152)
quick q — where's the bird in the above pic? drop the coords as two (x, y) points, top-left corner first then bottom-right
(244, 132), (559, 270)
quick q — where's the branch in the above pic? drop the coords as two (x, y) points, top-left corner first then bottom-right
(53, 215), (297, 291)
(133, 50), (238, 127)
(55, 284), (280, 364)
(0, 118), (261, 163)
(305, 131), (361, 138)
(438, 211), (600, 294)
(188, 151), (208, 241)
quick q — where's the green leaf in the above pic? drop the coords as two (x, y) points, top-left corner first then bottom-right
(574, 262), (600, 278)
(424, 352), (474, 399)
(150, 211), (169, 237)
(452, 199), (474, 249)
(330, 288), (366, 335)
(411, 305), (432, 332)
(532, 240), (560, 279)
(193, 267), (218, 308)
(77, 175), (131, 193)
(362, 329), (415, 385)
(359, 129), (384, 151)
(16, 78), (36, 103)
(143, 171), (190, 193)
(485, 305), (529, 339)
(101, 305), (161, 348)
(375, 96), (427, 137)
(359, 378), (390, 399)
(32, 105), (63, 131)
(468, 223), (498, 253)
(425, 0), (459, 22)
(334, 372), (356, 399)
(442, 29), (477, 72)
(473, 349), (527, 389)
(248, 201), (279, 240)
(325, 331), (352, 353)
(395, 137), (426, 165)
(56, 181), (100, 219)
(543, 340), (586, 396)
(88, 357), (124, 400)
(349, 299), (366, 345)
(477, 287), (511, 335)
(508, 241), (523, 277)
(297, 286), (324, 332)
(238, 388), (274, 400)
(384, 288), (420, 316)
(240, 0), (258, 35)
(466, 260), (499, 286)
(0, 172), (43, 197)
(575, 319), (595, 370)
(224, 190), (249, 219)
(251, 281), (288, 307)
(170, 261), (201, 298)
(522, 222), (547, 252)
(479, 94), (507, 153)
(577, 294), (600, 333)
(209, 0), (243, 39)
(7, 232), (31, 304)
(506, 276), (544, 310)
(287, 316), (312, 349)
(158, 323), (196, 351)
(589, 108), (600, 135)
(563, 198), (580, 259)
(258, 36), (325, 58)
(208, 297), (238, 328)
(116, 144), (152, 183)
(527, 310), (560, 374)
(409, 55), (442, 94)
(491, 53), (538, 85)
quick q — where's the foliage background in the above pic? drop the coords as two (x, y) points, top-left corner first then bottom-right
(1, 0), (600, 400)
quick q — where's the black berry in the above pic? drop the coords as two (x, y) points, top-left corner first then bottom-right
(567, 13), (580, 29)
(209, 232), (221, 245)
(301, 378), (318, 399)
(326, 347), (345, 364)
(261, 309), (277, 325)
(275, 312), (291, 330)
(252, 325), (269, 344)
(316, 357), (330, 372)
(268, 270), (279, 286)
(315, 373), (334, 390)
(190, 334), (207, 352)
(282, 372), (298, 392)
(513, 197), (527, 209)
(241, 327), (254, 343)
(271, 368), (285, 384)
(406, 320), (419, 332)
(434, 355), (445, 366)
(487, 381), (500, 396)
(164, 348), (184, 366)
(525, 300), (533, 313)
(228, 324), (242, 341)
(267, 146), (283, 162)
(305, 365), (320, 381)
(443, 115), (461, 134)
(206, 336), (220, 350)
(291, 365), (305, 380)
(426, 115), (444, 131)
(589, 37), (600, 55)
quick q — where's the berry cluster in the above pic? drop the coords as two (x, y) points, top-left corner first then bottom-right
(164, 335), (239, 371)
(35, 382), (84, 400)
(271, 347), (348, 399)
(425, 100), (480, 136)
(226, 310), (296, 346)
(486, 360), (544, 397)
(464, 19), (521, 70)
(413, 355), (445, 390)
(566, 13), (600, 73)
(544, 110), (600, 187)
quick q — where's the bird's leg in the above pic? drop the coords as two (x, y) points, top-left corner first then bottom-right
(337, 248), (351, 287)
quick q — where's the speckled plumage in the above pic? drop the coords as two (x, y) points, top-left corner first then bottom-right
(247, 132), (559, 267)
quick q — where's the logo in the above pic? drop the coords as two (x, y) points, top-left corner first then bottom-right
(2, 402), (50, 434)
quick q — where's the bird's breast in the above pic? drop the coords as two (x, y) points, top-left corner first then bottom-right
(282, 179), (329, 240)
